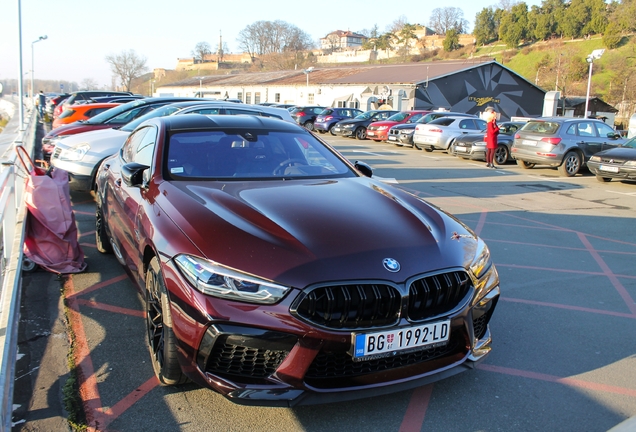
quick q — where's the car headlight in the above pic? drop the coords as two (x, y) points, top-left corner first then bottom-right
(473, 141), (486, 147)
(625, 161), (636, 167)
(377, 126), (388, 130)
(590, 156), (601, 162)
(174, 254), (291, 304)
(463, 238), (497, 302)
(402, 130), (414, 135)
(58, 143), (90, 161)
(343, 124), (354, 129)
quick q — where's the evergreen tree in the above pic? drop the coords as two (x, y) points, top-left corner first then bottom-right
(474, 8), (497, 45)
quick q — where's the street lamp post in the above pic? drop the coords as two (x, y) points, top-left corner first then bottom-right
(31, 35), (48, 100)
(302, 67), (314, 103)
(584, 49), (605, 119)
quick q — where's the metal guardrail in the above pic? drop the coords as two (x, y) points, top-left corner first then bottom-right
(0, 109), (36, 431)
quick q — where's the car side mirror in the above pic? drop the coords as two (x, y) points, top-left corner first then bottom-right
(122, 162), (149, 187)
(354, 160), (373, 177)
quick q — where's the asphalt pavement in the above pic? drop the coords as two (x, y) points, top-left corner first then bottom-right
(10, 130), (636, 431)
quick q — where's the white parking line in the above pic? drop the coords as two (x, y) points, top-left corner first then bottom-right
(351, 150), (385, 156)
(606, 190), (636, 196)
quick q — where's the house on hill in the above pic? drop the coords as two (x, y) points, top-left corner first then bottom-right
(320, 30), (368, 51)
(155, 60), (546, 120)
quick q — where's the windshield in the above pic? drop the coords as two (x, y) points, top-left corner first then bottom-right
(623, 137), (636, 148)
(85, 99), (147, 124)
(165, 129), (355, 180)
(387, 112), (409, 122)
(120, 105), (182, 132)
(354, 112), (374, 120)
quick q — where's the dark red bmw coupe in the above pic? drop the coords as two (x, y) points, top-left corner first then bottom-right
(95, 114), (500, 406)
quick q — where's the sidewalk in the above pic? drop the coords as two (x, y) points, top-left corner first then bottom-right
(11, 121), (71, 431)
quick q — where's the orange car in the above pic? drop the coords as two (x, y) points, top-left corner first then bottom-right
(52, 102), (120, 129)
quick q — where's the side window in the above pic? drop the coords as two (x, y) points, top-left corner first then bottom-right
(475, 119), (487, 130)
(191, 107), (222, 115)
(134, 127), (157, 166)
(595, 122), (615, 138)
(459, 119), (473, 129)
(121, 128), (149, 164)
(566, 124), (577, 135)
(577, 122), (595, 137)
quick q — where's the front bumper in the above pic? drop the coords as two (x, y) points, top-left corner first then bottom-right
(162, 259), (500, 406)
(588, 162), (636, 180)
(50, 146), (101, 191)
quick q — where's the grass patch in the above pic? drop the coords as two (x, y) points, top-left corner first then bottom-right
(61, 281), (88, 432)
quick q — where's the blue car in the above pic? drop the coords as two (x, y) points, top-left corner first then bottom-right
(314, 107), (363, 135)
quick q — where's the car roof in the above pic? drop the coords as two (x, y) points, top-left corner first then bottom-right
(151, 113), (302, 131)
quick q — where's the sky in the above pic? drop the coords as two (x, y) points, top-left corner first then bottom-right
(1, 0), (542, 90)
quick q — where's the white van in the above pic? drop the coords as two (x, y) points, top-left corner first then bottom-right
(629, 113), (636, 138)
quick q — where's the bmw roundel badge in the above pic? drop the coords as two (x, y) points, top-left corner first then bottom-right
(383, 258), (400, 272)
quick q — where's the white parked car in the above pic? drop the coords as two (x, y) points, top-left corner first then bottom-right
(413, 116), (487, 152)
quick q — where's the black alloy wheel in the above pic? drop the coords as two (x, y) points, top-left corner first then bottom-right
(95, 204), (112, 254)
(494, 145), (510, 165)
(146, 257), (188, 386)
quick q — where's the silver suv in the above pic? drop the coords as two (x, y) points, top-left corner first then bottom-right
(511, 118), (625, 177)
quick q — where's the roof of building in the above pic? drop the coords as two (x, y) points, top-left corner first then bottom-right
(162, 59), (502, 88)
(562, 96), (618, 113)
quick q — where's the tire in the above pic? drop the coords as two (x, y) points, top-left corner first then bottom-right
(494, 145), (509, 165)
(303, 121), (314, 131)
(317, 129), (325, 134)
(558, 151), (581, 177)
(596, 175), (611, 183)
(516, 159), (535, 169)
(355, 127), (367, 140)
(424, 147), (434, 152)
(329, 125), (337, 136)
(21, 258), (38, 273)
(95, 204), (112, 254)
(146, 257), (188, 386)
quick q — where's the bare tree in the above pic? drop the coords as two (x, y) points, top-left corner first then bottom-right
(192, 41), (212, 63)
(429, 7), (469, 34)
(105, 50), (148, 92)
(387, 15), (409, 33)
(80, 78), (99, 90)
(237, 20), (314, 59)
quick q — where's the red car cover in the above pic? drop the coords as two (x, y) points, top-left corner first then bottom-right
(17, 146), (86, 274)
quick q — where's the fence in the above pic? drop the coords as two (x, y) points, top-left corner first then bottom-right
(0, 107), (36, 431)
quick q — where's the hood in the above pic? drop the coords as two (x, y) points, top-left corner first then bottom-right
(45, 123), (111, 138)
(391, 123), (419, 131)
(55, 128), (130, 156)
(156, 178), (475, 289)
(596, 146), (636, 158)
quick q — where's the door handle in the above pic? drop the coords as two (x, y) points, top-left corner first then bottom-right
(115, 178), (122, 187)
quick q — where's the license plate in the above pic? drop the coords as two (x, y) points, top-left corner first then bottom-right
(388, 136), (397, 141)
(455, 146), (467, 152)
(367, 131), (375, 136)
(599, 164), (619, 173)
(352, 320), (450, 360)
(522, 139), (537, 146)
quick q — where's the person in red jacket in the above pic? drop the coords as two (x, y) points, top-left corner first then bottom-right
(484, 107), (500, 168)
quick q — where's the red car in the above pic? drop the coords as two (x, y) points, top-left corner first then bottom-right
(52, 102), (120, 129)
(366, 110), (431, 142)
(94, 114), (500, 406)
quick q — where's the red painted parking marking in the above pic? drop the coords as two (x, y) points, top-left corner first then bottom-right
(399, 385), (434, 432)
(97, 377), (159, 430)
(577, 232), (636, 316)
(496, 263), (636, 280)
(67, 274), (129, 298)
(74, 210), (95, 216)
(484, 238), (636, 256)
(478, 364), (636, 397)
(76, 298), (145, 318)
(501, 297), (636, 319)
(63, 276), (104, 430)
(473, 211), (488, 237)
(79, 230), (95, 238)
